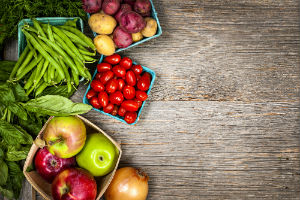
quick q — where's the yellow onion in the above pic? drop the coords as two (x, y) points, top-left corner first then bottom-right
(105, 167), (149, 200)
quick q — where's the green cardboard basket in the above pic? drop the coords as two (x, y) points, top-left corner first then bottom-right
(17, 17), (84, 58)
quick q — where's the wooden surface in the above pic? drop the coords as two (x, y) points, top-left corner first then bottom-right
(2, 0), (300, 199)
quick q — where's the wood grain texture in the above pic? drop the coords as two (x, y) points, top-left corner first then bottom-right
(2, 0), (300, 199)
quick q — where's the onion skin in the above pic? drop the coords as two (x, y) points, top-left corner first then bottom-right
(104, 167), (149, 200)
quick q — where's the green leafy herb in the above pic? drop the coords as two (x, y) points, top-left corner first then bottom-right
(7, 161), (24, 199)
(23, 95), (92, 116)
(0, 160), (8, 185)
(5, 146), (30, 161)
(0, 186), (14, 199)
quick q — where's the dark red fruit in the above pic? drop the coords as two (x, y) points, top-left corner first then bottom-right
(90, 96), (101, 109)
(121, 100), (139, 111)
(117, 79), (125, 91)
(104, 54), (121, 65)
(124, 111), (137, 124)
(135, 90), (148, 101)
(86, 89), (97, 99)
(110, 91), (124, 105)
(111, 105), (119, 116)
(123, 85), (136, 99)
(103, 103), (114, 113)
(106, 79), (118, 93)
(132, 65), (143, 75)
(119, 57), (132, 70)
(97, 63), (112, 72)
(91, 79), (105, 92)
(100, 70), (114, 85)
(98, 91), (109, 107)
(112, 65), (126, 77)
(118, 106), (127, 117)
(125, 70), (136, 86)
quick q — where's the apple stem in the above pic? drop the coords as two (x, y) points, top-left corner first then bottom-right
(48, 137), (63, 146)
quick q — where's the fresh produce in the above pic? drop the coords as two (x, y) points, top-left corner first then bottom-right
(120, 11), (146, 33)
(102, 0), (121, 15)
(113, 26), (133, 48)
(141, 17), (157, 37)
(52, 168), (97, 200)
(131, 32), (143, 42)
(9, 19), (95, 96)
(87, 55), (152, 124)
(134, 0), (151, 16)
(104, 167), (149, 200)
(76, 133), (119, 176)
(82, 0), (103, 13)
(123, 0), (136, 7)
(0, 0), (87, 50)
(115, 4), (133, 23)
(43, 116), (87, 158)
(88, 13), (117, 35)
(94, 34), (116, 56)
(34, 148), (76, 183)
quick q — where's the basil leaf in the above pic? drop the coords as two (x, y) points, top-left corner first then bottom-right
(0, 186), (14, 199)
(7, 161), (23, 199)
(0, 159), (8, 185)
(7, 102), (27, 121)
(0, 83), (15, 104)
(18, 112), (45, 136)
(23, 95), (92, 116)
(0, 119), (33, 145)
(5, 146), (30, 161)
(38, 85), (76, 98)
(11, 83), (29, 102)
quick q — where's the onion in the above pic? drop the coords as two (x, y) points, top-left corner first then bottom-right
(105, 167), (149, 200)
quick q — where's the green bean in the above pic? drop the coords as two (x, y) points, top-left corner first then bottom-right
(59, 25), (96, 50)
(24, 68), (37, 90)
(43, 69), (48, 83)
(83, 55), (97, 62)
(32, 18), (46, 38)
(51, 26), (85, 62)
(16, 50), (34, 76)
(26, 38), (38, 59)
(34, 60), (49, 88)
(33, 58), (45, 82)
(22, 30), (65, 79)
(84, 68), (92, 81)
(47, 24), (55, 42)
(35, 81), (48, 96)
(71, 70), (79, 86)
(32, 34), (61, 59)
(59, 60), (72, 92)
(53, 33), (82, 63)
(50, 64), (55, 81)
(78, 48), (96, 56)
(61, 29), (89, 48)
(74, 59), (87, 78)
(9, 45), (30, 80)
(16, 54), (43, 80)
(38, 36), (79, 75)
(22, 26), (38, 34)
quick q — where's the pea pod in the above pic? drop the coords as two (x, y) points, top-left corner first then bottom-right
(9, 45), (30, 80)
(22, 30), (65, 79)
(59, 25), (96, 50)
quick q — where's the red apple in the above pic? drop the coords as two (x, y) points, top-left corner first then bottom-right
(34, 148), (76, 183)
(52, 168), (97, 200)
(43, 116), (87, 158)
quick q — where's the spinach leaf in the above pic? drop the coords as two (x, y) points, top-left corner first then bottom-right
(0, 120), (33, 145)
(23, 95), (92, 116)
(0, 186), (14, 199)
(5, 146), (30, 161)
(0, 159), (8, 185)
(38, 85), (76, 98)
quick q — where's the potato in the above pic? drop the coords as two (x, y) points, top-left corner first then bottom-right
(88, 13), (117, 35)
(102, 0), (120, 15)
(141, 17), (157, 37)
(120, 11), (146, 33)
(132, 32), (143, 42)
(113, 26), (133, 48)
(94, 35), (115, 56)
(115, 4), (132, 23)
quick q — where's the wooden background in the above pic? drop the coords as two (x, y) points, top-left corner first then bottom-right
(2, 0), (300, 199)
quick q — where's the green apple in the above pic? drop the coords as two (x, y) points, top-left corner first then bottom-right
(76, 133), (119, 177)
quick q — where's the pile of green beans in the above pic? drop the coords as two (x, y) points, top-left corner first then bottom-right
(9, 18), (96, 96)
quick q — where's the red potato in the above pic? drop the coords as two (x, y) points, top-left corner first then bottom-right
(120, 11), (146, 33)
(82, 0), (102, 13)
(115, 4), (132, 23)
(134, 0), (151, 16)
(113, 26), (133, 48)
(102, 0), (121, 15)
(123, 0), (135, 6)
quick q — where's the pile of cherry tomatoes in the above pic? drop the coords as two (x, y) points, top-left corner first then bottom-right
(86, 54), (152, 124)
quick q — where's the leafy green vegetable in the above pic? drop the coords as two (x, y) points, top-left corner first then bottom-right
(0, 186), (14, 199)
(38, 85), (76, 98)
(0, 160), (8, 185)
(23, 95), (92, 116)
(0, 61), (16, 82)
(7, 161), (23, 199)
(5, 146), (30, 161)
(0, 0), (87, 50)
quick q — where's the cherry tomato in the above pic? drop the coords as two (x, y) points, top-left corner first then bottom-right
(136, 90), (148, 101)
(137, 74), (150, 91)
(91, 79), (105, 92)
(125, 70), (136, 86)
(103, 103), (114, 113)
(106, 79), (118, 94)
(95, 72), (102, 80)
(143, 72), (152, 79)
(109, 91), (124, 105)
(112, 65), (126, 78)
(123, 85), (136, 100)
(97, 63), (112, 72)
(117, 79), (125, 91)
(119, 57), (132, 70)
(89, 97), (101, 109)
(121, 100), (139, 111)
(111, 105), (119, 116)
(104, 54), (121, 65)
(136, 74), (142, 81)
(86, 89), (97, 99)
(98, 91), (109, 108)
(118, 106), (127, 117)
(133, 98), (143, 108)
(132, 65), (143, 75)
(124, 111), (137, 124)
(100, 70), (114, 85)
